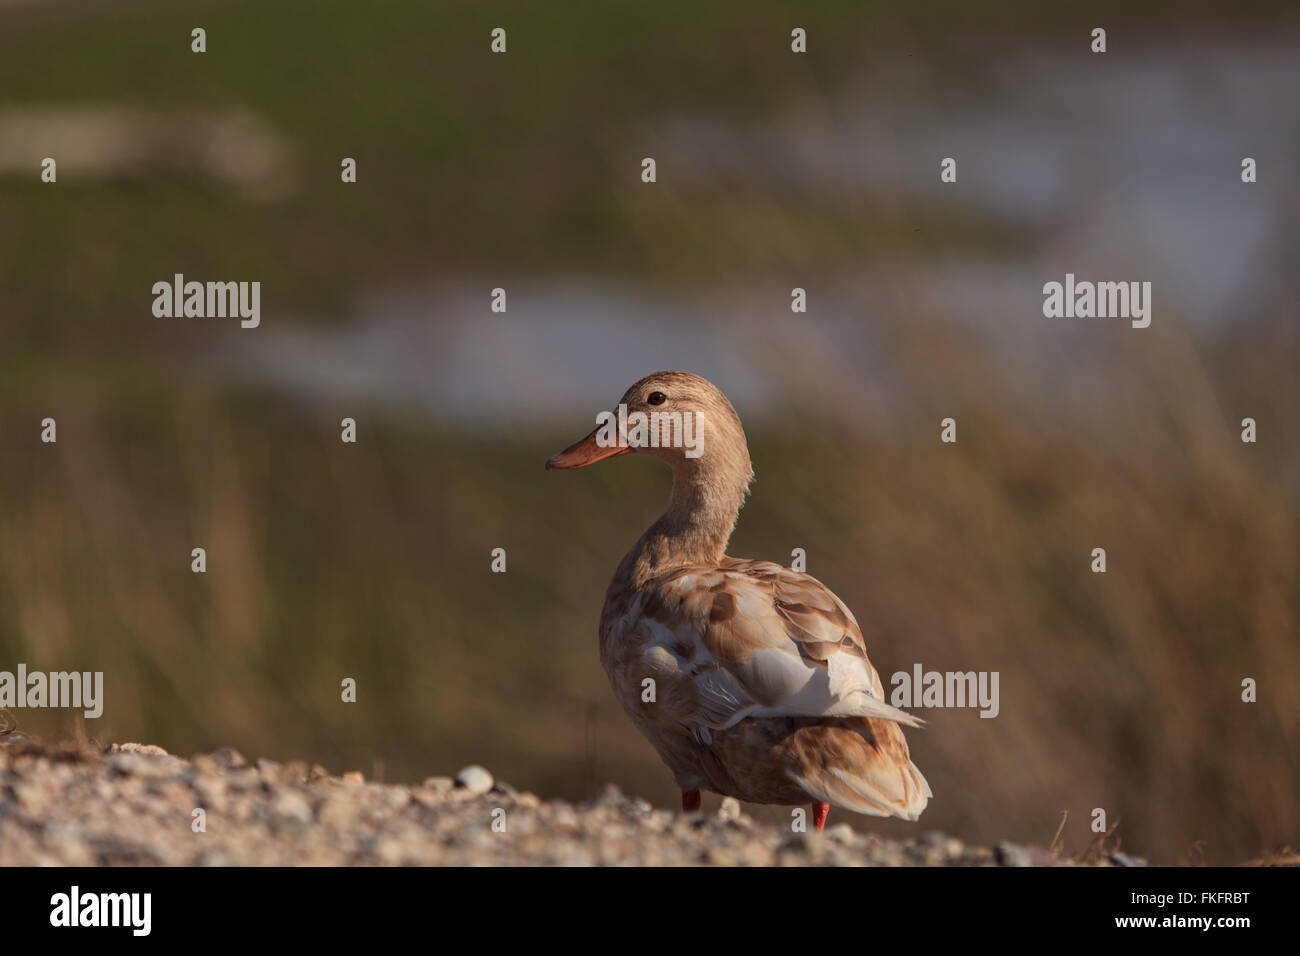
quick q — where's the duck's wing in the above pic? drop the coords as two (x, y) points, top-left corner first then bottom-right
(644, 560), (921, 731)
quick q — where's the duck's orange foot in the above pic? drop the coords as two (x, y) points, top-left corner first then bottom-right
(812, 801), (830, 832)
(681, 789), (701, 813)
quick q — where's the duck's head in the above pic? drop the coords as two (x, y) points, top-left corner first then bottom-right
(546, 370), (753, 493)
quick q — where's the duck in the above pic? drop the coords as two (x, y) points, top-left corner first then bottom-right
(547, 371), (930, 831)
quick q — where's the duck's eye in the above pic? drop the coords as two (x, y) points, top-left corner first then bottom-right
(647, 391), (667, 406)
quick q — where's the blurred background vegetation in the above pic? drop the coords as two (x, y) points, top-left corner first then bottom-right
(1, 0), (1297, 864)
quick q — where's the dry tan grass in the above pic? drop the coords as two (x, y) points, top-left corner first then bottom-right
(1, 302), (1295, 866)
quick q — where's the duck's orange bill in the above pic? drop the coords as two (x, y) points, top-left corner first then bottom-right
(546, 428), (633, 470)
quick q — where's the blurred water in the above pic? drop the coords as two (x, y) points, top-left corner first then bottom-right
(213, 33), (1298, 426)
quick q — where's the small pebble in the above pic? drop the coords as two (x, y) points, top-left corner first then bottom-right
(269, 791), (313, 825)
(205, 747), (247, 770)
(454, 765), (494, 795)
(994, 841), (1033, 867)
(827, 823), (855, 841)
(109, 743), (170, 757)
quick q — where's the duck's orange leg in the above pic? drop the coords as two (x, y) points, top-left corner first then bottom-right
(682, 789), (701, 813)
(812, 801), (830, 832)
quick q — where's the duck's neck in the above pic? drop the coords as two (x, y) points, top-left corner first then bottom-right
(616, 461), (751, 590)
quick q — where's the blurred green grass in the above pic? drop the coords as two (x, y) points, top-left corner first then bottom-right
(4, 0), (1293, 340)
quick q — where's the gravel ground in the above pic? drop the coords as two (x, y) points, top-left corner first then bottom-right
(0, 740), (1143, 866)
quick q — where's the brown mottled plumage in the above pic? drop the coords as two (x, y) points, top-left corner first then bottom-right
(548, 371), (930, 827)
